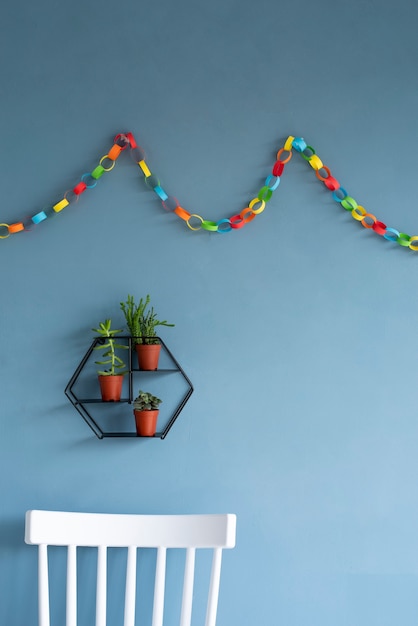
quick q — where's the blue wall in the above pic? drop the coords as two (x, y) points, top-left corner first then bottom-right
(1, 0), (418, 624)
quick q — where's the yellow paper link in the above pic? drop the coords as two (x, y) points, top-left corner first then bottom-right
(99, 155), (116, 172)
(284, 136), (295, 151)
(309, 155), (323, 170)
(351, 206), (367, 221)
(53, 198), (70, 213)
(138, 160), (151, 177)
(249, 198), (266, 215)
(187, 214), (203, 231)
(0, 224), (10, 239)
(409, 236), (418, 251)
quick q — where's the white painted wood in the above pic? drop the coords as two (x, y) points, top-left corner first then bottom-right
(205, 548), (223, 626)
(25, 511), (236, 548)
(180, 547), (196, 626)
(152, 547), (166, 626)
(96, 545), (107, 626)
(25, 510), (236, 626)
(66, 545), (77, 626)
(123, 546), (137, 626)
(38, 544), (50, 626)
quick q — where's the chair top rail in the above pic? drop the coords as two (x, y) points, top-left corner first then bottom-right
(25, 510), (237, 549)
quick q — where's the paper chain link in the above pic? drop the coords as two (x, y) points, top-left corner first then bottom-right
(1, 132), (417, 250)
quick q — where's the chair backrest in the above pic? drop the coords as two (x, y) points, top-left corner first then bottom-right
(25, 510), (236, 626)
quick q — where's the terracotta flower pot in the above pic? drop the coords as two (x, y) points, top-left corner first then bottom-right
(135, 344), (161, 370)
(134, 409), (159, 436)
(98, 375), (124, 401)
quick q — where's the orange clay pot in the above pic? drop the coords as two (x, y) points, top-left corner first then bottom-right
(134, 409), (159, 436)
(135, 344), (161, 370)
(98, 375), (124, 401)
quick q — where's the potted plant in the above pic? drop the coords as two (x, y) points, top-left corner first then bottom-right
(133, 390), (162, 436)
(120, 294), (174, 370)
(92, 319), (129, 401)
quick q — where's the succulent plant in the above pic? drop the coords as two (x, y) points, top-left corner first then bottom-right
(92, 319), (129, 376)
(133, 390), (162, 411)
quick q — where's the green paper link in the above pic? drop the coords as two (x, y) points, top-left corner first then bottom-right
(397, 233), (411, 246)
(341, 196), (358, 211)
(91, 165), (105, 180)
(201, 220), (219, 231)
(258, 186), (273, 202)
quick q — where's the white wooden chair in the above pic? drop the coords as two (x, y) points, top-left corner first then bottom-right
(25, 510), (236, 626)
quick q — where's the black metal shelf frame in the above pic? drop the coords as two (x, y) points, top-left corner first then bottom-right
(65, 336), (194, 439)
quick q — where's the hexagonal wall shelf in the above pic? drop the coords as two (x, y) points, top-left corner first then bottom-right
(65, 337), (193, 439)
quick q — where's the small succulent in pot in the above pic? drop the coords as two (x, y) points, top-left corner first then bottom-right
(133, 390), (162, 411)
(133, 390), (162, 436)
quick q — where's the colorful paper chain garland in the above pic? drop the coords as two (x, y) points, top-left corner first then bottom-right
(1, 132), (417, 250)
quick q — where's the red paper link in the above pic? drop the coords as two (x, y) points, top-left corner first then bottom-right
(272, 161), (284, 177)
(73, 182), (87, 195)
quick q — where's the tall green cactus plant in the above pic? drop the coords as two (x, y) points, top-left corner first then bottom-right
(120, 294), (174, 345)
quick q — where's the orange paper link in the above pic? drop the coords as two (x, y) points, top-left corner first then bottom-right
(107, 144), (122, 161)
(8, 222), (24, 233)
